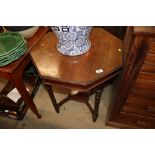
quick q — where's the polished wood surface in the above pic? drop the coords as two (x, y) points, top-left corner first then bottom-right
(134, 26), (155, 35)
(106, 26), (155, 128)
(31, 28), (123, 89)
(123, 91), (155, 118)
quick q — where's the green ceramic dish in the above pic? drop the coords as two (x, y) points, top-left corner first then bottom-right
(0, 40), (27, 59)
(0, 32), (26, 56)
(0, 50), (27, 66)
(0, 41), (27, 66)
(0, 44), (27, 63)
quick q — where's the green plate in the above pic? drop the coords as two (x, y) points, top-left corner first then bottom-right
(0, 43), (27, 62)
(0, 40), (26, 57)
(0, 45), (27, 63)
(0, 41), (27, 60)
(0, 50), (27, 66)
(0, 32), (26, 56)
(0, 43), (27, 66)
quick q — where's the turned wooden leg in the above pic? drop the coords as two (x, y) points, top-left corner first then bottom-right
(93, 88), (103, 122)
(44, 84), (60, 113)
(30, 77), (42, 99)
(11, 77), (41, 119)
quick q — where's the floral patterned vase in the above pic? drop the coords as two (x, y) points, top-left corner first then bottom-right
(51, 26), (92, 56)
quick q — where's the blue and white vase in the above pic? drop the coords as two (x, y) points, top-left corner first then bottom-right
(51, 26), (92, 56)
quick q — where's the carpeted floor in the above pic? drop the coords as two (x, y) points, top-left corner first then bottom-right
(0, 78), (112, 129)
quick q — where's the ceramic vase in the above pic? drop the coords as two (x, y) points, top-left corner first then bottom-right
(51, 26), (92, 56)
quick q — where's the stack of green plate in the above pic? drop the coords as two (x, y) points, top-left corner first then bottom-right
(0, 32), (27, 66)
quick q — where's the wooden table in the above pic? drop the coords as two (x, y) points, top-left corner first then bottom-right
(0, 27), (49, 120)
(30, 28), (123, 122)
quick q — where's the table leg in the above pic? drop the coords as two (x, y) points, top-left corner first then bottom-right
(93, 88), (103, 122)
(0, 81), (15, 95)
(44, 84), (60, 113)
(11, 77), (41, 119)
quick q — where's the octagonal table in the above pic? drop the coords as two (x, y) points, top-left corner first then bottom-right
(30, 28), (123, 122)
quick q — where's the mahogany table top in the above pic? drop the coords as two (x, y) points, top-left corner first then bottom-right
(30, 28), (123, 90)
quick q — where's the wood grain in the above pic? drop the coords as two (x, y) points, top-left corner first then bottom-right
(31, 28), (123, 89)
(107, 26), (155, 128)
